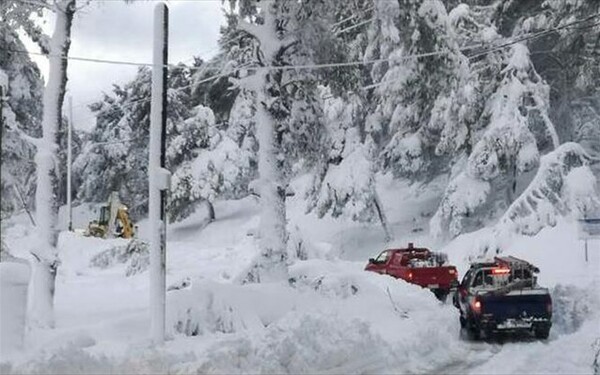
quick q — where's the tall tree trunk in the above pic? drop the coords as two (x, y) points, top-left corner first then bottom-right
(238, 7), (289, 283)
(30, 0), (75, 329)
(248, 79), (288, 282)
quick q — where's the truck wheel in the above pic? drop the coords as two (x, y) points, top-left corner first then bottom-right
(534, 326), (550, 340)
(467, 318), (480, 340)
(433, 289), (448, 302)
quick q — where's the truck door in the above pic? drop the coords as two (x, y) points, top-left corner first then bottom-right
(366, 250), (392, 274)
(458, 269), (474, 312)
(386, 252), (404, 277)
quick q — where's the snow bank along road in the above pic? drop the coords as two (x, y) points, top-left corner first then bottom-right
(1, 194), (599, 374)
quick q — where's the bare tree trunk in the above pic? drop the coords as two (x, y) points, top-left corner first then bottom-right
(30, 0), (75, 329)
(373, 190), (392, 242)
(205, 200), (215, 222)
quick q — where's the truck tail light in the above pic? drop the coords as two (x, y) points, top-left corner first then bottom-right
(449, 269), (455, 274)
(408, 272), (413, 280)
(492, 268), (510, 275)
(472, 298), (482, 315)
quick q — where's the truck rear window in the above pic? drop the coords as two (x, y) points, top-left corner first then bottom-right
(472, 269), (510, 288)
(471, 268), (535, 289)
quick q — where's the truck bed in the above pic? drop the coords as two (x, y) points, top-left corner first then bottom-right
(410, 266), (457, 289)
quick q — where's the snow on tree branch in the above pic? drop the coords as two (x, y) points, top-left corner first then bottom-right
(6, 120), (43, 148)
(496, 142), (600, 236)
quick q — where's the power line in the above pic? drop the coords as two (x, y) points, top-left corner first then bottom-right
(12, 12), (598, 72)
(466, 16), (600, 61)
(35, 11), (599, 127)
(70, 13), (600, 125)
(66, 13), (600, 150)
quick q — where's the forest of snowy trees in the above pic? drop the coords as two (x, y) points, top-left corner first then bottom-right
(2, 0), (600, 247)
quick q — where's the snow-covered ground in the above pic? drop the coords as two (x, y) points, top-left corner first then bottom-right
(1, 178), (599, 374)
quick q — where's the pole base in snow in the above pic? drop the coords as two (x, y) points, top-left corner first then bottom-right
(0, 261), (31, 356)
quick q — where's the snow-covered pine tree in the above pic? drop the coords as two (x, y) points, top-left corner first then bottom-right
(167, 53), (257, 222)
(371, 0), (472, 181)
(74, 72), (148, 218)
(506, 0), (600, 180)
(75, 65), (192, 219)
(496, 142), (600, 237)
(307, 92), (391, 241)
(168, 103), (249, 223)
(431, 43), (560, 238)
(0, 21), (44, 220)
(230, 0), (330, 282)
(297, 1), (397, 238)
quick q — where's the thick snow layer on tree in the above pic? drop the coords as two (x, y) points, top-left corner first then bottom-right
(448, 4), (470, 26)
(312, 138), (376, 221)
(431, 171), (491, 237)
(0, 69), (7, 89)
(497, 142), (599, 237)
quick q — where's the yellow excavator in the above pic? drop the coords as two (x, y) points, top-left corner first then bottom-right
(86, 192), (135, 239)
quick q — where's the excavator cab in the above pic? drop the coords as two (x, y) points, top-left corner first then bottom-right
(98, 206), (110, 227)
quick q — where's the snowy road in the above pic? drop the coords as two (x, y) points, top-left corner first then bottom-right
(2, 196), (599, 374)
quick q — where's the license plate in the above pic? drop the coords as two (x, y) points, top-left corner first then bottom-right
(497, 320), (532, 329)
(428, 284), (439, 289)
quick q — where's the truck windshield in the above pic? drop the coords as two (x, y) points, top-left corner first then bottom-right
(374, 251), (391, 264)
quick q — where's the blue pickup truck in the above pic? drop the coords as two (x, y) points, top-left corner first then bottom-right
(453, 256), (552, 340)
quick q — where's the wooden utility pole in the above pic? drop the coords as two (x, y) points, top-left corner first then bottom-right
(149, 2), (169, 345)
(67, 96), (73, 231)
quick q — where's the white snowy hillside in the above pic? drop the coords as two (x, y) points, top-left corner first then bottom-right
(2, 179), (599, 374)
(1, 0), (600, 374)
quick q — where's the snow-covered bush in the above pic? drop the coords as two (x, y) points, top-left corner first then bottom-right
(551, 284), (599, 335)
(89, 239), (149, 277)
(287, 225), (336, 262)
(167, 281), (263, 336)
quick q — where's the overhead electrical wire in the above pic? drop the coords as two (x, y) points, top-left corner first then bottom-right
(9, 12), (598, 73)
(7, 12), (598, 137)
(70, 12), (600, 129)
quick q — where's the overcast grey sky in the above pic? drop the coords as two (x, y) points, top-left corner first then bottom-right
(29, 0), (225, 131)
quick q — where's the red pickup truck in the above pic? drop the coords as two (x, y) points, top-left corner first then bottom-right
(365, 243), (458, 300)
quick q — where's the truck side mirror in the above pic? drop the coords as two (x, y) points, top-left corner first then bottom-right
(368, 258), (375, 264)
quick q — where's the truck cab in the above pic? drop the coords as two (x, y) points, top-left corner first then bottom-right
(365, 243), (458, 300)
(454, 256), (552, 340)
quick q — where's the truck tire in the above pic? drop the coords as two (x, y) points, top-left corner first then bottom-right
(452, 293), (459, 308)
(534, 326), (550, 340)
(433, 289), (448, 302)
(467, 317), (481, 340)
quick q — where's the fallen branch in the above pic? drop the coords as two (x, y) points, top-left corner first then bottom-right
(386, 287), (409, 319)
